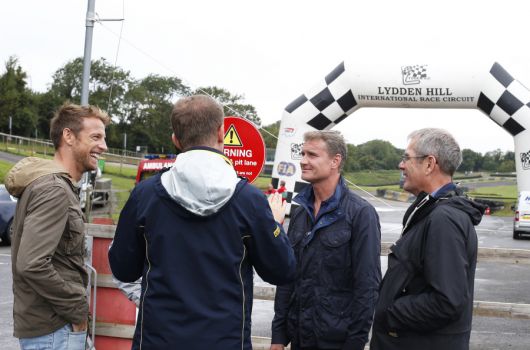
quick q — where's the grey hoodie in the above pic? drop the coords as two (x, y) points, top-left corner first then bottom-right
(7, 157), (89, 338)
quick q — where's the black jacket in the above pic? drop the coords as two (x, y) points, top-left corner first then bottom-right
(272, 178), (381, 350)
(370, 185), (485, 350)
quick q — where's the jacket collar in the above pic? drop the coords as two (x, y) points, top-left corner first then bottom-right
(431, 182), (457, 198)
(294, 176), (346, 222)
(401, 182), (460, 235)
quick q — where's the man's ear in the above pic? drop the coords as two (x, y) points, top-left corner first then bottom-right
(331, 154), (342, 170)
(62, 128), (75, 146)
(217, 124), (224, 144)
(172, 134), (183, 151)
(425, 155), (437, 174)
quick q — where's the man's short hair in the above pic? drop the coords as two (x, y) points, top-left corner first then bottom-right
(303, 130), (347, 172)
(170, 95), (224, 150)
(408, 128), (462, 176)
(50, 103), (110, 150)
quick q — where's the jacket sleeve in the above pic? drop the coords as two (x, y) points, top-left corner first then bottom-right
(244, 191), (296, 286)
(15, 185), (88, 324)
(343, 204), (382, 350)
(108, 187), (146, 283)
(386, 207), (473, 331)
(271, 282), (294, 345)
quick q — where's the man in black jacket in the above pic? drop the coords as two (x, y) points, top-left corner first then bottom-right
(370, 128), (485, 350)
(271, 130), (382, 350)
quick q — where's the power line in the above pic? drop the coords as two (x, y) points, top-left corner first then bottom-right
(95, 19), (278, 139)
(100, 0), (125, 115)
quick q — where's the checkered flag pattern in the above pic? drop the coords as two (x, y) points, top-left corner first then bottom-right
(284, 62), (359, 130)
(271, 177), (308, 210)
(477, 62), (530, 137)
(402, 65), (427, 82)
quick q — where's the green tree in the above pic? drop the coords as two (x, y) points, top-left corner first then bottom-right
(482, 149), (503, 172)
(461, 149), (482, 172)
(344, 144), (361, 172)
(498, 160), (515, 173)
(0, 56), (39, 137)
(355, 140), (402, 170)
(193, 86), (261, 126)
(260, 121), (280, 149)
(115, 74), (190, 153)
(48, 57), (132, 114)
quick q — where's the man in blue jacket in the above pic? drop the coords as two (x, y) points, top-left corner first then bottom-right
(271, 130), (382, 350)
(109, 95), (296, 350)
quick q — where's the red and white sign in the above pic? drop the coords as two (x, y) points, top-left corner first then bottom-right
(223, 116), (265, 183)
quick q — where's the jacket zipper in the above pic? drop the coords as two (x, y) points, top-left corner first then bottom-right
(139, 233), (151, 350)
(401, 195), (431, 235)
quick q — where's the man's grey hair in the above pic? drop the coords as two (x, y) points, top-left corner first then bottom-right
(408, 128), (462, 176)
(303, 130), (347, 172)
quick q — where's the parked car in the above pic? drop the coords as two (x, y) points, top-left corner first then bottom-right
(0, 184), (17, 246)
(79, 170), (111, 210)
(513, 191), (530, 240)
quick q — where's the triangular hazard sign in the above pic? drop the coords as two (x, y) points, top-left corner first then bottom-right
(224, 124), (243, 146)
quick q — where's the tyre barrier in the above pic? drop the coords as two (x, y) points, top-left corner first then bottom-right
(88, 221), (136, 350)
(376, 189), (416, 203)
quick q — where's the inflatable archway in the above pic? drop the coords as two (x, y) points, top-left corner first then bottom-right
(271, 61), (530, 211)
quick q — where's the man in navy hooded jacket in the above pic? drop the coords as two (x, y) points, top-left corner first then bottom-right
(109, 95), (296, 350)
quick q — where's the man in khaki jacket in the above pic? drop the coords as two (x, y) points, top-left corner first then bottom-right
(6, 103), (109, 350)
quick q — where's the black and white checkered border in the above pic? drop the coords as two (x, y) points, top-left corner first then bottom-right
(477, 62), (530, 137)
(271, 177), (309, 213)
(284, 62), (359, 130)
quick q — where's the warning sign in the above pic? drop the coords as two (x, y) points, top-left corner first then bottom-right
(224, 125), (243, 146)
(223, 116), (265, 183)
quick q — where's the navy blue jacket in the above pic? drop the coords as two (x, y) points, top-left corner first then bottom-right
(272, 177), (381, 350)
(109, 149), (296, 350)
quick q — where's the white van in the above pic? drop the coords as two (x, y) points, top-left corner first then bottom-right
(513, 191), (530, 239)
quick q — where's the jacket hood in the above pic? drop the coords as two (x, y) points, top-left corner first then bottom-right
(160, 148), (239, 217)
(402, 186), (486, 235)
(5, 157), (71, 197)
(442, 195), (486, 226)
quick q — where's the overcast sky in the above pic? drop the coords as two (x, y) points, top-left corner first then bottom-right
(2, 0), (529, 153)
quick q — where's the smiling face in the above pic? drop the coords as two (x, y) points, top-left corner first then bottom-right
(71, 117), (108, 175)
(300, 138), (339, 184)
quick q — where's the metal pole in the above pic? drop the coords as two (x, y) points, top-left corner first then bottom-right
(81, 0), (96, 106)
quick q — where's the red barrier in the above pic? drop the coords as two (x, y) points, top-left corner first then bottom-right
(89, 219), (136, 350)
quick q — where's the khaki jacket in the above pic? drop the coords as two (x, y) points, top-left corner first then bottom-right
(6, 157), (89, 338)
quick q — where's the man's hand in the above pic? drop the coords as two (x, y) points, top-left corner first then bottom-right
(270, 344), (285, 350)
(268, 192), (286, 224)
(72, 320), (88, 332)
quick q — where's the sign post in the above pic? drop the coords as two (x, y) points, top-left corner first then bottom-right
(223, 116), (265, 183)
